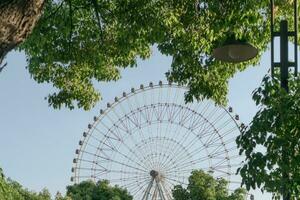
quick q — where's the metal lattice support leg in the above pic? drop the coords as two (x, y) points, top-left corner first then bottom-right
(156, 179), (167, 200)
(142, 178), (154, 200)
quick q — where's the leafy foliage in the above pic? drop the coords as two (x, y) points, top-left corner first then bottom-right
(0, 168), (51, 200)
(236, 74), (300, 199)
(172, 170), (246, 200)
(0, 168), (132, 200)
(19, 0), (286, 110)
(66, 180), (132, 200)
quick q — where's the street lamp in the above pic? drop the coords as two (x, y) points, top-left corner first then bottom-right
(213, 1), (298, 200)
(213, 39), (258, 63)
(194, 1), (259, 63)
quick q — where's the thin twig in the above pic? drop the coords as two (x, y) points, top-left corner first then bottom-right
(91, 0), (104, 41)
(68, 0), (73, 55)
(0, 62), (7, 73)
(43, 0), (65, 21)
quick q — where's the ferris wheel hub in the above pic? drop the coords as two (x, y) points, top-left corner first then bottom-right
(150, 170), (159, 178)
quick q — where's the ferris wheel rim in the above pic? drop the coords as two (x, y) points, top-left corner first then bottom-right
(71, 80), (244, 199)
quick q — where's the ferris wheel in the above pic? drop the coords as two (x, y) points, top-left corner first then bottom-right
(71, 81), (243, 200)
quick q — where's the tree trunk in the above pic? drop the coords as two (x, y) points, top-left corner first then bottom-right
(0, 0), (45, 64)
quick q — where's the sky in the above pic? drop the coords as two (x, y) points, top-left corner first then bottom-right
(0, 47), (272, 199)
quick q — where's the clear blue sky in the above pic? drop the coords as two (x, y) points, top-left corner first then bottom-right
(0, 47), (271, 199)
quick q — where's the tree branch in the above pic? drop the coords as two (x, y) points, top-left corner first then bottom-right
(0, 0), (45, 65)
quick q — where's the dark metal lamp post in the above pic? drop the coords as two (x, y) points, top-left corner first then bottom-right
(271, 0), (298, 92)
(271, 1), (298, 200)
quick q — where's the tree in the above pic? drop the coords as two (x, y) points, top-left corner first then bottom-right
(55, 191), (71, 200)
(236, 74), (300, 199)
(66, 180), (133, 200)
(0, 168), (23, 200)
(0, 168), (52, 200)
(1, 0), (297, 109)
(0, 0), (45, 64)
(172, 170), (246, 200)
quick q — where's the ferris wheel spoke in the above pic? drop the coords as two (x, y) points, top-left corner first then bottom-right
(96, 169), (146, 177)
(160, 149), (192, 172)
(211, 168), (231, 176)
(165, 148), (231, 173)
(205, 106), (222, 124)
(163, 176), (188, 187)
(164, 168), (197, 175)
(168, 129), (218, 164)
(107, 176), (148, 185)
(77, 158), (107, 170)
(210, 163), (239, 170)
(210, 110), (228, 126)
(88, 140), (147, 173)
(202, 130), (224, 148)
(170, 157), (213, 170)
(132, 120), (159, 169)
(214, 155), (230, 164)
(83, 132), (115, 152)
(208, 143), (228, 156)
(128, 132), (156, 169)
(189, 111), (210, 130)
(109, 172), (149, 183)
(93, 126), (120, 141)
(134, 108), (162, 169)
(115, 139), (152, 170)
(166, 173), (191, 182)
(179, 152), (227, 166)
(121, 177), (150, 190)
(98, 115), (124, 141)
(122, 133), (154, 169)
(79, 149), (109, 162)
(201, 165), (232, 173)
(173, 149), (211, 167)
(117, 113), (158, 169)
(160, 124), (202, 168)
(109, 159), (148, 172)
(112, 121), (155, 169)
(163, 141), (198, 168)
(130, 184), (149, 199)
(214, 118), (234, 133)
(159, 137), (189, 169)
(159, 127), (187, 167)
(115, 148), (150, 171)
(194, 100), (211, 118)
(81, 155), (147, 173)
(169, 138), (206, 165)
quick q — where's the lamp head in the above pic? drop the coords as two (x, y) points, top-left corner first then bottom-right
(213, 40), (258, 63)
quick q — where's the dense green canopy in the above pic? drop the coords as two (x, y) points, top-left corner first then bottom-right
(236, 74), (300, 199)
(172, 170), (246, 200)
(0, 168), (52, 200)
(20, 0), (281, 110)
(66, 180), (132, 200)
(0, 168), (132, 200)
